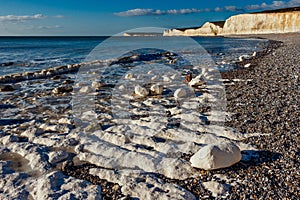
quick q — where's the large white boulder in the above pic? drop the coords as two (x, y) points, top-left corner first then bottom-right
(190, 142), (241, 170)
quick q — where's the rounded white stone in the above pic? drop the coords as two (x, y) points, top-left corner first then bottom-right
(174, 88), (188, 99)
(125, 73), (134, 80)
(91, 81), (103, 89)
(79, 86), (91, 93)
(135, 85), (149, 97)
(150, 84), (163, 95)
(119, 85), (125, 90)
(163, 76), (171, 82)
(190, 142), (241, 170)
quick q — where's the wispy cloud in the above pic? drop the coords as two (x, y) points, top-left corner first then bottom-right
(114, 8), (202, 16)
(246, 0), (300, 10)
(37, 25), (63, 30)
(115, 1), (300, 17)
(0, 14), (45, 22)
(53, 15), (64, 19)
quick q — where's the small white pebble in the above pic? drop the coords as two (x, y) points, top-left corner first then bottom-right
(135, 85), (149, 97)
(150, 84), (163, 95)
(119, 85), (125, 90)
(174, 88), (188, 99)
(244, 63), (251, 68)
(163, 76), (171, 82)
(79, 86), (91, 93)
(151, 75), (159, 81)
(125, 73), (134, 80)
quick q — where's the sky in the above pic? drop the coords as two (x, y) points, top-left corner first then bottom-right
(0, 0), (299, 36)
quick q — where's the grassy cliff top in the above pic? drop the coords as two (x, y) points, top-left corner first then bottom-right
(252, 6), (300, 14)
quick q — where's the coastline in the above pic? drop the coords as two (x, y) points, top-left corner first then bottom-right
(0, 33), (298, 199)
(157, 33), (299, 198)
(133, 33), (299, 198)
(220, 33), (299, 198)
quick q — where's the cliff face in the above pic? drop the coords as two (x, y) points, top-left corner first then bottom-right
(163, 10), (300, 36)
(222, 12), (300, 35)
(163, 22), (223, 36)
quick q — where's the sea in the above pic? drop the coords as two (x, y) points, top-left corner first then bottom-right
(0, 36), (268, 76)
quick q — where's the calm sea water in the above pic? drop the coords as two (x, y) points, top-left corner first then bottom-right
(0, 36), (267, 76)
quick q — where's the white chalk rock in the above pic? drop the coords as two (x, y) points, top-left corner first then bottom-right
(190, 142), (241, 170)
(252, 51), (257, 57)
(32, 171), (102, 200)
(119, 85), (125, 90)
(91, 81), (103, 89)
(188, 75), (204, 87)
(135, 85), (149, 97)
(21, 127), (44, 140)
(79, 86), (91, 93)
(58, 118), (73, 125)
(48, 151), (69, 164)
(163, 76), (171, 82)
(238, 56), (243, 62)
(244, 63), (251, 68)
(174, 88), (188, 99)
(151, 75), (159, 81)
(150, 84), (163, 95)
(202, 181), (230, 197)
(125, 73), (134, 80)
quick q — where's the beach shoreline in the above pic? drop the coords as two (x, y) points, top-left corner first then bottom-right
(219, 33), (299, 199)
(0, 33), (298, 199)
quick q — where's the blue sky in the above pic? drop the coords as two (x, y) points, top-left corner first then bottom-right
(0, 0), (299, 36)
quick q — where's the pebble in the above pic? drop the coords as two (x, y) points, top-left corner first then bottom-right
(125, 73), (134, 80)
(244, 63), (251, 68)
(150, 84), (163, 95)
(188, 75), (205, 87)
(174, 88), (188, 99)
(79, 86), (92, 93)
(134, 85), (149, 97)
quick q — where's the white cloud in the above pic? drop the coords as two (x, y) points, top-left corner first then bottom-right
(37, 25), (63, 30)
(246, 0), (300, 10)
(224, 6), (244, 12)
(114, 8), (202, 16)
(115, 1), (300, 17)
(0, 14), (45, 22)
(53, 15), (64, 18)
(214, 7), (223, 12)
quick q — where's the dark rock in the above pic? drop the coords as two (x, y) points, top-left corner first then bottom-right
(0, 85), (15, 92)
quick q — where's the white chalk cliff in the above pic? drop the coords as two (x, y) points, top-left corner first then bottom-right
(163, 22), (224, 36)
(163, 8), (300, 36)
